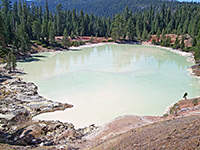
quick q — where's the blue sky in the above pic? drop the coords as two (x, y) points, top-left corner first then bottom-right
(177, 0), (200, 2)
(25, 0), (200, 1)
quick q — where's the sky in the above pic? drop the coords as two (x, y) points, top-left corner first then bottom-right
(177, 0), (200, 2)
(25, 0), (200, 1)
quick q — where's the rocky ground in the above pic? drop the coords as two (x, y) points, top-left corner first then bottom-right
(80, 97), (200, 149)
(91, 115), (200, 150)
(191, 64), (200, 78)
(0, 69), (98, 149)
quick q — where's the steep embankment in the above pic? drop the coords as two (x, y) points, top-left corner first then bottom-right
(90, 115), (200, 150)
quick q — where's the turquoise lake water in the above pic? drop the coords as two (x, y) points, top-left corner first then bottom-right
(18, 44), (200, 127)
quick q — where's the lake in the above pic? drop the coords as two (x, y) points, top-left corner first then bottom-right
(18, 44), (200, 128)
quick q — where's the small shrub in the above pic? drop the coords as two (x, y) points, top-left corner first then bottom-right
(192, 99), (198, 106)
(108, 39), (114, 42)
(183, 47), (190, 52)
(31, 40), (37, 44)
(36, 41), (42, 45)
(152, 38), (156, 45)
(55, 41), (62, 47)
(42, 44), (47, 48)
(47, 46), (51, 49)
(70, 41), (74, 46)
(163, 114), (169, 117)
(102, 40), (107, 43)
(169, 103), (180, 116)
(80, 40), (86, 45)
(74, 41), (80, 47)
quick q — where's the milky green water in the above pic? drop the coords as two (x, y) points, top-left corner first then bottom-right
(18, 44), (200, 128)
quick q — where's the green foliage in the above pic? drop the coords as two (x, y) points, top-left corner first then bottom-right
(90, 36), (94, 43)
(48, 21), (55, 44)
(5, 51), (16, 73)
(180, 35), (185, 50)
(32, 21), (41, 40)
(192, 99), (198, 106)
(170, 103), (180, 116)
(1, 0), (200, 70)
(108, 39), (114, 42)
(194, 48), (200, 63)
(163, 114), (169, 117)
(36, 41), (42, 45)
(192, 37), (197, 47)
(11, 52), (16, 71)
(42, 44), (47, 48)
(172, 37), (180, 49)
(71, 41), (80, 47)
(194, 29), (200, 63)
(111, 14), (126, 41)
(126, 17), (136, 41)
(79, 40), (85, 45)
(42, 19), (48, 41)
(62, 28), (70, 48)
(15, 24), (31, 54)
(152, 37), (156, 45)
(55, 41), (62, 47)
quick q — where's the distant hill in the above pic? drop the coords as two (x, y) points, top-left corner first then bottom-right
(10, 0), (200, 16)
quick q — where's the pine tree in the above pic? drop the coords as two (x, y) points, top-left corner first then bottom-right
(156, 28), (161, 42)
(173, 37), (180, 49)
(32, 20), (41, 40)
(44, 0), (49, 21)
(180, 35), (185, 49)
(152, 37), (156, 45)
(11, 52), (16, 71)
(16, 24), (30, 54)
(126, 18), (136, 41)
(194, 26), (200, 63)
(5, 53), (11, 72)
(42, 19), (48, 41)
(48, 21), (55, 44)
(111, 14), (124, 41)
(1, 0), (11, 15)
(62, 28), (70, 49)
(0, 13), (6, 48)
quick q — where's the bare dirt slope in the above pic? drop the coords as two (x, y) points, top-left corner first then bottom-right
(91, 115), (200, 150)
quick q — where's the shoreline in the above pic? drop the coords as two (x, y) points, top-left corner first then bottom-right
(19, 42), (200, 119)
(21, 42), (200, 119)
(1, 42), (200, 148)
(69, 42), (116, 50)
(142, 43), (200, 114)
(0, 70), (98, 148)
(141, 43), (195, 63)
(142, 43), (200, 84)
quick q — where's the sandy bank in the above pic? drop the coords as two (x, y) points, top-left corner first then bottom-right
(142, 43), (195, 63)
(69, 42), (116, 50)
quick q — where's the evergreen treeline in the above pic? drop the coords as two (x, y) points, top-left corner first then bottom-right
(111, 4), (200, 40)
(0, 0), (111, 72)
(111, 5), (200, 63)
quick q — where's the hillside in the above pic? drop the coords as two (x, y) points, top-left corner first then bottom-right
(91, 115), (200, 150)
(15, 0), (200, 16)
